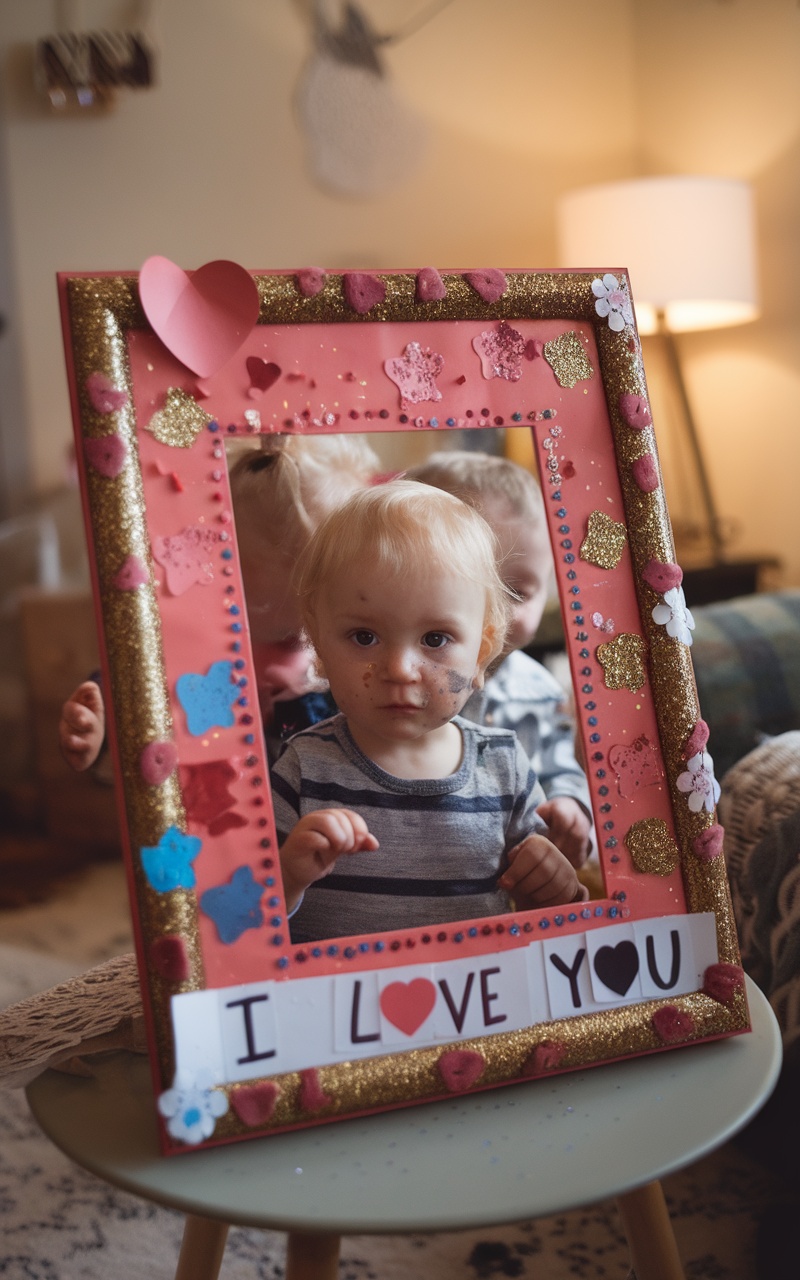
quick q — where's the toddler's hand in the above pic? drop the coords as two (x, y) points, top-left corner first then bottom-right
(536, 797), (592, 869)
(280, 808), (379, 911)
(498, 833), (588, 911)
(59, 681), (105, 772)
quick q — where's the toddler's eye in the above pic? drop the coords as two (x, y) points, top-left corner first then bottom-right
(352, 630), (377, 647)
(422, 631), (449, 649)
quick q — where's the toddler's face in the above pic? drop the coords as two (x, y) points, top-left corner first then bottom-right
(482, 497), (551, 654)
(241, 546), (317, 714)
(310, 557), (491, 760)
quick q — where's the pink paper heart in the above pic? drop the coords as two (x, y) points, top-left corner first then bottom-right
(632, 453), (659, 492)
(246, 356), (281, 392)
(463, 269), (507, 303)
(86, 371), (129, 414)
(84, 434), (128, 478)
(343, 272), (386, 314)
(296, 267), (326, 298)
(641, 558), (683, 594)
(380, 978), (437, 1036)
(140, 740), (178, 786)
(437, 1048), (485, 1092)
(113, 554), (149, 590)
(139, 256), (260, 378)
(619, 392), (652, 429)
(231, 1082), (280, 1127)
(416, 267), (446, 302)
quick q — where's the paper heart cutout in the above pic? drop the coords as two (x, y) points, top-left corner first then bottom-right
(139, 256), (260, 378)
(619, 392), (652, 429)
(416, 267), (446, 302)
(343, 272), (386, 314)
(632, 453), (659, 492)
(140, 740), (178, 786)
(593, 940), (640, 996)
(437, 1048), (485, 1093)
(641, 558), (683, 594)
(246, 356), (281, 393)
(112, 554), (149, 590)
(463, 269), (507, 303)
(84, 434), (128, 478)
(296, 267), (326, 297)
(379, 978), (437, 1036)
(86, 371), (129, 414)
(231, 1082), (280, 1127)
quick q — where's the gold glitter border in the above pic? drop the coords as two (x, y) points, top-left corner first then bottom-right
(64, 269), (746, 1132)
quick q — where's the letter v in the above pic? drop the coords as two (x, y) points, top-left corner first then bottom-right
(438, 972), (475, 1034)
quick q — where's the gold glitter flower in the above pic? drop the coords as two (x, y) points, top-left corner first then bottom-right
(625, 817), (681, 876)
(580, 510), (628, 569)
(543, 331), (594, 388)
(596, 633), (647, 691)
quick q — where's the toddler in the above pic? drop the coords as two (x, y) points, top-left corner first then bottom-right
(59, 433), (378, 770)
(272, 480), (586, 943)
(406, 451), (592, 869)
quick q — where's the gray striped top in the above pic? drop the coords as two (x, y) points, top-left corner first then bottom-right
(270, 713), (547, 942)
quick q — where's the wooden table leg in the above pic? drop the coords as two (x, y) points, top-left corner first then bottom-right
(285, 1231), (342, 1280)
(174, 1213), (229, 1280)
(616, 1180), (684, 1280)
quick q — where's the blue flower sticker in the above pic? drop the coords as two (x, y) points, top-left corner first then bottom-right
(176, 660), (237, 735)
(141, 825), (202, 893)
(200, 865), (265, 944)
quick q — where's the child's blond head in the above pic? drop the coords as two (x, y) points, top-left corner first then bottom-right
(406, 450), (543, 526)
(295, 479), (512, 668)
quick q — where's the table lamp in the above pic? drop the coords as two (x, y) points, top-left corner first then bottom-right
(556, 175), (759, 564)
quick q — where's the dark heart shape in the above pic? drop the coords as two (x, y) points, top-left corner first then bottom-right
(593, 940), (640, 996)
(246, 356), (281, 392)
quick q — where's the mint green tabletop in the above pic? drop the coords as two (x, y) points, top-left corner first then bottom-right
(26, 976), (781, 1236)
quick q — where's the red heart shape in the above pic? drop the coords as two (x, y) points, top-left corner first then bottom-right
(140, 740), (178, 786)
(343, 272), (386, 314)
(150, 935), (190, 983)
(139, 256), (260, 378)
(437, 1048), (485, 1092)
(231, 1082), (280, 1127)
(84, 434), (128, 478)
(703, 961), (744, 1005)
(246, 356), (282, 392)
(641, 558), (683, 594)
(619, 392), (652, 430)
(86, 371), (129, 414)
(380, 978), (437, 1036)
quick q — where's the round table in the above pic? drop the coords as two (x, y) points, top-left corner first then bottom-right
(26, 975), (781, 1280)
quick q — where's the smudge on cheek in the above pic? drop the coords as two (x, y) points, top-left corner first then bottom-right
(446, 668), (470, 694)
(362, 662), (375, 687)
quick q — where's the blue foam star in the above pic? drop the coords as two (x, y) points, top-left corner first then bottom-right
(200, 865), (265, 944)
(140, 825), (202, 893)
(176, 661), (238, 736)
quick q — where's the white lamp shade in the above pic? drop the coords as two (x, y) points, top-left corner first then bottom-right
(557, 176), (759, 334)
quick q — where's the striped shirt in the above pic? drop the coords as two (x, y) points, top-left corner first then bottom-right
(270, 713), (546, 942)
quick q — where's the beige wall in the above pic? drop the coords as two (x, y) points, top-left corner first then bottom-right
(1, 0), (798, 583)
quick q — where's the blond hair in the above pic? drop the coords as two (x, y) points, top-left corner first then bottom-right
(406, 450), (543, 525)
(294, 480), (512, 666)
(229, 434), (379, 562)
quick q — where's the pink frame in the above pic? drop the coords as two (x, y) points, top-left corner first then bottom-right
(59, 266), (748, 1155)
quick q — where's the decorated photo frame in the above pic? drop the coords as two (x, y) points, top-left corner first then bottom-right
(58, 264), (748, 1155)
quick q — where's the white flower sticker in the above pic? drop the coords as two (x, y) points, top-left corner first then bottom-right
(591, 274), (634, 332)
(676, 751), (721, 814)
(652, 585), (695, 646)
(158, 1070), (228, 1145)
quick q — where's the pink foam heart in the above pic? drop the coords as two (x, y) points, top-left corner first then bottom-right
(113, 555), (149, 590)
(140, 740), (178, 786)
(231, 1082), (280, 1126)
(86, 371), (129, 414)
(437, 1049), (485, 1092)
(703, 962), (744, 1005)
(296, 267), (326, 298)
(683, 719), (710, 759)
(343, 272), (386, 314)
(150, 935), (190, 983)
(652, 1005), (695, 1044)
(521, 1039), (566, 1077)
(84, 434), (128, 478)
(694, 823), (725, 862)
(139, 256), (260, 378)
(463, 269), (507, 303)
(246, 356), (281, 392)
(298, 1067), (332, 1113)
(380, 978), (437, 1036)
(642, 558), (683, 594)
(524, 339), (544, 360)
(632, 453), (659, 492)
(416, 267), (446, 302)
(619, 392), (652, 429)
